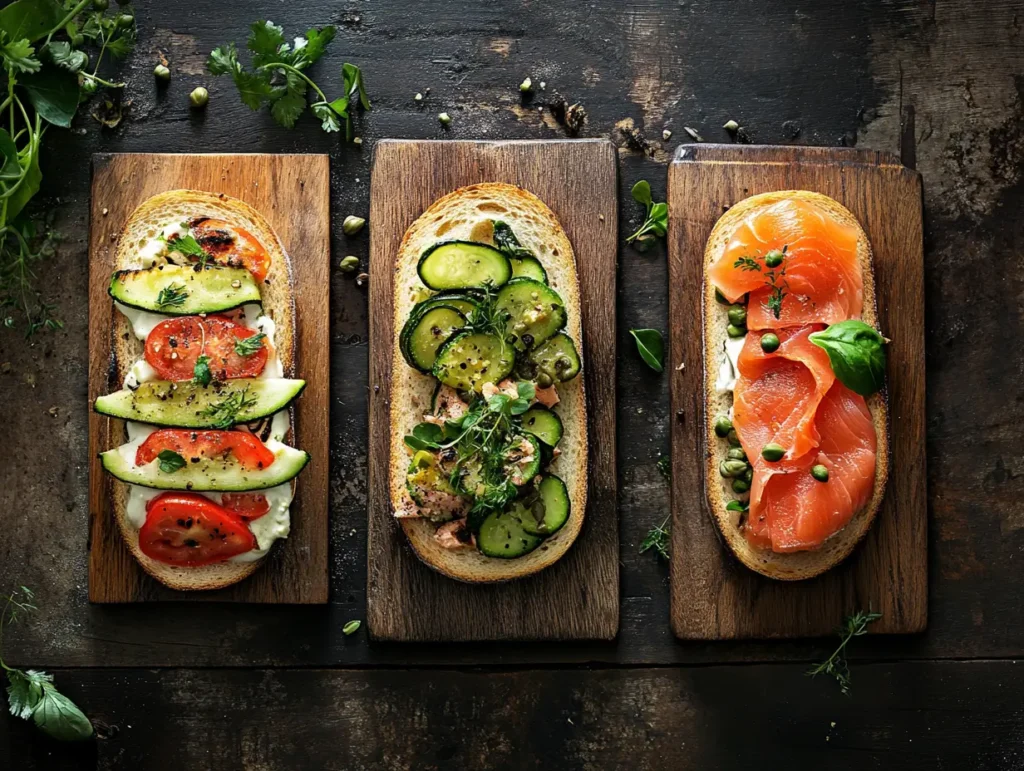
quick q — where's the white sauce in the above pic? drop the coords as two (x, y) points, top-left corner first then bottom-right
(119, 422), (293, 563)
(714, 335), (746, 395)
(137, 221), (189, 268)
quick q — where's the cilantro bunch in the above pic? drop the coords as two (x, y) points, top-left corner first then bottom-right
(0, 0), (136, 335)
(208, 21), (370, 138)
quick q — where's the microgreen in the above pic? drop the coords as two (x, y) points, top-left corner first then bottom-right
(807, 609), (883, 695)
(626, 180), (668, 246)
(2, 586), (93, 741)
(208, 21), (370, 139)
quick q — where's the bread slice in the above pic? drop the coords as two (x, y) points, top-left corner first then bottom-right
(389, 183), (587, 582)
(107, 190), (297, 591)
(703, 190), (890, 581)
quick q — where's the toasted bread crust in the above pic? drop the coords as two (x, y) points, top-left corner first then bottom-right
(107, 190), (296, 591)
(703, 190), (890, 580)
(389, 183), (587, 583)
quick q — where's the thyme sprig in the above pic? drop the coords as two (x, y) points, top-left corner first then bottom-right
(807, 609), (882, 695)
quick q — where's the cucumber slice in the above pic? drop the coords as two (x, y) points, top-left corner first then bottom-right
(520, 407), (563, 447)
(417, 242), (512, 290)
(452, 455), (486, 498)
(510, 256), (548, 283)
(100, 442), (309, 491)
(495, 278), (567, 351)
(405, 305), (466, 372)
(477, 503), (542, 558)
(109, 265), (261, 315)
(432, 331), (514, 393)
(505, 434), (542, 486)
(432, 291), (482, 317)
(528, 333), (581, 382)
(520, 475), (571, 536)
(94, 379), (306, 428)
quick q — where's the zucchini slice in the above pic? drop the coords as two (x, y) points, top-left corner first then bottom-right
(528, 333), (581, 382)
(100, 442), (309, 491)
(94, 379), (306, 428)
(520, 474), (571, 536)
(477, 503), (542, 558)
(510, 256), (548, 283)
(432, 331), (514, 393)
(403, 305), (466, 372)
(417, 242), (512, 290)
(520, 407), (563, 447)
(109, 264), (261, 315)
(494, 278), (567, 351)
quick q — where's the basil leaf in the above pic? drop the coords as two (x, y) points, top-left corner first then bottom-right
(157, 450), (186, 473)
(20, 65), (80, 129)
(809, 320), (887, 396)
(629, 328), (665, 373)
(31, 683), (93, 742)
(192, 355), (212, 387)
(631, 180), (652, 206)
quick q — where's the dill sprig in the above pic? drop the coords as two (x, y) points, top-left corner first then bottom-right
(156, 282), (188, 308)
(807, 609), (882, 695)
(198, 386), (259, 428)
(640, 515), (670, 561)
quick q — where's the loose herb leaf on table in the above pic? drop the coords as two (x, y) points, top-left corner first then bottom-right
(807, 609), (882, 695)
(208, 20), (370, 139)
(626, 180), (668, 246)
(629, 328), (665, 373)
(640, 515), (670, 561)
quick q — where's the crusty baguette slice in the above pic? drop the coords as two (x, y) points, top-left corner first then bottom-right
(108, 189), (297, 591)
(703, 190), (890, 581)
(389, 183), (587, 582)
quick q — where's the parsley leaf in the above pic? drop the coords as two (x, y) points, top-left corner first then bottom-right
(234, 333), (266, 357)
(0, 34), (40, 74)
(157, 449), (186, 473)
(192, 355), (212, 387)
(7, 669), (47, 719)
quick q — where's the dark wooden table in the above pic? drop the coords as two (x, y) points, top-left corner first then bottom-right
(2, 1), (1023, 768)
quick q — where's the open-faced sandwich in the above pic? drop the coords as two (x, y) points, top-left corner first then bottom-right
(390, 183), (586, 582)
(704, 190), (889, 580)
(93, 190), (309, 590)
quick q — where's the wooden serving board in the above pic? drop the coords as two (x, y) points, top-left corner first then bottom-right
(668, 144), (927, 639)
(88, 153), (330, 604)
(367, 140), (619, 641)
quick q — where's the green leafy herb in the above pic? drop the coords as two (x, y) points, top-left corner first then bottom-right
(208, 21), (370, 139)
(733, 256), (762, 272)
(626, 180), (668, 245)
(234, 332), (266, 357)
(657, 454), (671, 480)
(807, 610), (882, 695)
(0, 0), (135, 335)
(156, 449), (186, 473)
(165, 233), (210, 263)
(725, 499), (748, 513)
(640, 515), (670, 561)
(809, 320), (887, 396)
(2, 586), (92, 741)
(733, 247), (789, 319)
(342, 620), (361, 636)
(192, 354), (212, 387)
(491, 220), (534, 260)
(156, 282), (188, 308)
(629, 328), (665, 373)
(198, 386), (258, 429)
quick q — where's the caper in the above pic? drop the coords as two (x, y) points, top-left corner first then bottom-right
(713, 415), (732, 438)
(438, 112), (452, 125)
(520, 77), (533, 93)
(811, 464), (830, 482)
(743, 467), (753, 483)
(342, 215), (366, 236)
(555, 356), (571, 371)
(727, 447), (746, 461)
(727, 429), (741, 447)
(760, 333), (780, 353)
(714, 288), (730, 305)
(536, 372), (553, 388)
(727, 305), (747, 327)
(93, 0), (109, 9)
(115, 12), (134, 29)
(190, 87), (209, 108)
(719, 459), (748, 478)
(765, 249), (784, 268)
(154, 64), (171, 82)
(81, 78), (98, 95)
(339, 255), (359, 273)
(731, 478), (750, 494)
(761, 443), (785, 462)
(727, 324), (746, 338)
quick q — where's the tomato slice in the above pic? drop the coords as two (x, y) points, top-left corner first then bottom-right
(188, 218), (271, 282)
(220, 493), (271, 520)
(135, 429), (276, 470)
(140, 493), (257, 566)
(144, 315), (268, 382)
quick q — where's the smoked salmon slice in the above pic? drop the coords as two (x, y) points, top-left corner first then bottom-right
(707, 198), (863, 330)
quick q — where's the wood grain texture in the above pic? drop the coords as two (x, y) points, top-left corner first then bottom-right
(668, 144), (927, 639)
(87, 153), (330, 604)
(367, 140), (618, 640)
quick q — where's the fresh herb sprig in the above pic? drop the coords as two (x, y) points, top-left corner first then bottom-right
(199, 386), (258, 428)
(192, 354), (212, 386)
(2, 586), (93, 741)
(640, 515), (670, 561)
(234, 332), (266, 357)
(208, 21), (370, 139)
(807, 609), (882, 695)
(165, 232), (210, 263)
(732, 246), (790, 319)
(626, 180), (668, 246)
(156, 282), (188, 308)
(0, 0), (136, 335)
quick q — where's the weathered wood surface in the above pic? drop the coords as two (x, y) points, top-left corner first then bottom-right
(1, 0), (1024, 762)
(367, 139), (618, 641)
(3, 662), (1024, 770)
(87, 153), (331, 604)
(667, 144), (926, 638)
